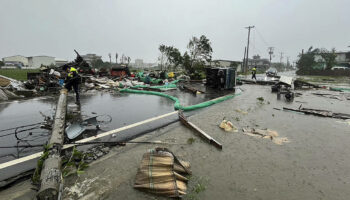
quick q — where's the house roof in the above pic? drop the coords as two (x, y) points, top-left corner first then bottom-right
(27, 55), (55, 58)
(2, 55), (27, 59)
(212, 59), (242, 63)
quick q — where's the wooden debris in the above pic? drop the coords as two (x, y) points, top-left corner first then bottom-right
(182, 85), (205, 94)
(294, 79), (321, 89)
(283, 107), (350, 120)
(178, 111), (222, 149)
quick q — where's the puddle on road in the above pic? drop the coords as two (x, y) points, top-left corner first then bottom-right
(0, 86), (234, 164)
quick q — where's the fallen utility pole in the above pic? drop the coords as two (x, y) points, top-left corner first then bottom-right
(37, 89), (67, 200)
(178, 111), (222, 150)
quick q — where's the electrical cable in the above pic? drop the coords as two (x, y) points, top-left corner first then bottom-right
(0, 140), (187, 148)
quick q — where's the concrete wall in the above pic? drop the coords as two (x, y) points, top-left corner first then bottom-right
(28, 56), (55, 69)
(2, 55), (28, 66)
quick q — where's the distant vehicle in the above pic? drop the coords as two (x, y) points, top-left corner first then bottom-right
(266, 68), (278, 77)
(331, 66), (348, 70)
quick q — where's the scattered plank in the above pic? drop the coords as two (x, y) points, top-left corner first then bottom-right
(283, 107), (350, 120)
(182, 85), (205, 94)
(294, 79), (321, 89)
(178, 111), (222, 149)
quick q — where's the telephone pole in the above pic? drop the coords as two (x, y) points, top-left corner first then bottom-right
(279, 52), (284, 71)
(245, 26), (254, 73)
(268, 47), (274, 67)
(279, 52), (284, 64)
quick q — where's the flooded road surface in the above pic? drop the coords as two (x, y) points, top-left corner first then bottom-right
(53, 81), (350, 200)
(0, 86), (233, 165)
(0, 97), (56, 163)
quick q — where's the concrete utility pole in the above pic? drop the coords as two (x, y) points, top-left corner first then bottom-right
(37, 89), (67, 200)
(243, 46), (247, 72)
(279, 52), (284, 64)
(279, 52), (284, 71)
(245, 26), (255, 73)
(268, 47), (274, 67)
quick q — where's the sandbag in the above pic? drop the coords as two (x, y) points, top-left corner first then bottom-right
(134, 148), (191, 198)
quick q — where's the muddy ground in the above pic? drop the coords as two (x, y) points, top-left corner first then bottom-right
(2, 82), (350, 200)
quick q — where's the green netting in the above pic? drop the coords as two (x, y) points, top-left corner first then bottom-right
(330, 87), (350, 92)
(139, 76), (163, 84)
(170, 80), (180, 84)
(120, 88), (240, 111)
(151, 79), (163, 84)
(137, 72), (144, 78)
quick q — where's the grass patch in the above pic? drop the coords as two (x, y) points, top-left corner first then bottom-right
(187, 137), (196, 145)
(257, 97), (264, 102)
(0, 69), (40, 81)
(185, 176), (209, 200)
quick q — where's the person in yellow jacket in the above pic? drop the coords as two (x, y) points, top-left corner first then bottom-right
(251, 67), (257, 80)
(63, 65), (80, 104)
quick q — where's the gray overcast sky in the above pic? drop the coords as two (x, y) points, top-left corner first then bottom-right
(1, 0), (349, 63)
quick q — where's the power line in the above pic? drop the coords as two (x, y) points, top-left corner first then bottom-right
(255, 27), (270, 47)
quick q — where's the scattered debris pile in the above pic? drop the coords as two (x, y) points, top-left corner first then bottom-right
(25, 68), (61, 93)
(271, 76), (295, 102)
(134, 148), (191, 198)
(0, 75), (33, 101)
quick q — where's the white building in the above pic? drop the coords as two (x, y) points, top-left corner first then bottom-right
(55, 58), (68, 67)
(314, 51), (350, 69)
(2, 55), (28, 67)
(27, 56), (55, 69)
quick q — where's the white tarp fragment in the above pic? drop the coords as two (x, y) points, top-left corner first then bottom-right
(278, 76), (294, 87)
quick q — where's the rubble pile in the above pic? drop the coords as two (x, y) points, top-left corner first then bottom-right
(0, 75), (34, 101)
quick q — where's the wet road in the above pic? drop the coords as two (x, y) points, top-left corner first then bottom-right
(60, 82), (350, 200)
(0, 85), (232, 165)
